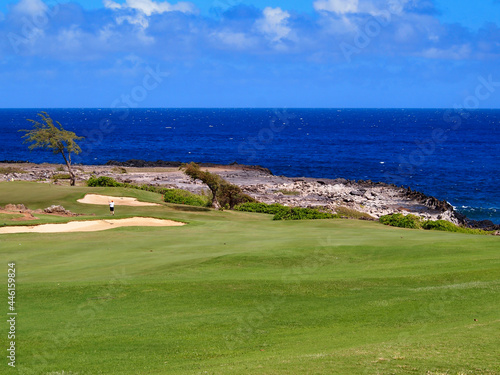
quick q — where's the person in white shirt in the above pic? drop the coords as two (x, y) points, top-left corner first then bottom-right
(109, 200), (115, 215)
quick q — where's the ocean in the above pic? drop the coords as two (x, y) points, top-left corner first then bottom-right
(0, 108), (499, 223)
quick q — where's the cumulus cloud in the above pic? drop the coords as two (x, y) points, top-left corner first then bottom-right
(103, 0), (197, 42)
(56, 26), (83, 52)
(11, 0), (48, 16)
(104, 0), (197, 16)
(115, 13), (149, 28)
(211, 30), (256, 49)
(255, 7), (291, 43)
(314, 0), (359, 14)
(313, 0), (415, 16)
(421, 44), (472, 60)
(0, 0), (497, 64)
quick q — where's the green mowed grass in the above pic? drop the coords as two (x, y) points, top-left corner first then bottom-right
(0, 181), (499, 374)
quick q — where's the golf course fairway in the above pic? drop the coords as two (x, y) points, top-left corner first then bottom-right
(0, 182), (499, 374)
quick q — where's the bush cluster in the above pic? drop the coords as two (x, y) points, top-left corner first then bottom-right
(274, 207), (339, 220)
(234, 202), (339, 221)
(422, 220), (489, 235)
(183, 162), (254, 209)
(217, 182), (256, 209)
(163, 189), (209, 207)
(87, 176), (122, 187)
(380, 214), (490, 235)
(234, 202), (285, 215)
(379, 213), (422, 229)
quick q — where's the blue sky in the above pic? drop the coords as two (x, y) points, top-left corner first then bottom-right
(1, 0), (499, 108)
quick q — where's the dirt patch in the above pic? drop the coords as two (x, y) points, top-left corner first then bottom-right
(0, 210), (38, 221)
(1, 204), (84, 218)
(77, 194), (161, 206)
(0, 217), (185, 234)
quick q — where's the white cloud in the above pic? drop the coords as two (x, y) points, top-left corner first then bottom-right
(314, 0), (410, 16)
(11, 0), (48, 15)
(212, 30), (256, 49)
(421, 45), (472, 60)
(116, 13), (150, 28)
(104, 0), (197, 16)
(56, 26), (83, 53)
(255, 7), (291, 43)
(314, 0), (359, 14)
(105, 0), (197, 35)
(104, 0), (122, 11)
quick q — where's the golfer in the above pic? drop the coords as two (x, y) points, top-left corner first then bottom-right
(109, 200), (115, 215)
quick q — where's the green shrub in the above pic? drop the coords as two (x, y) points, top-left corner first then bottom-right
(218, 182), (256, 209)
(379, 215), (490, 235)
(422, 220), (489, 235)
(235, 202), (339, 221)
(234, 202), (286, 215)
(422, 220), (456, 232)
(87, 176), (122, 187)
(275, 207), (339, 221)
(379, 213), (422, 229)
(163, 189), (209, 207)
(52, 173), (71, 181)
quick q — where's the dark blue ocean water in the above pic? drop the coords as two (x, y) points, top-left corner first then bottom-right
(1, 108), (498, 223)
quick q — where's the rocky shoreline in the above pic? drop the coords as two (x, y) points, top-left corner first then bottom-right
(1, 160), (498, 231)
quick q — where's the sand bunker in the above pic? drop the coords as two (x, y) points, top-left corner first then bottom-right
(77, 194), (161, 206)
(0, 217), (185, 234)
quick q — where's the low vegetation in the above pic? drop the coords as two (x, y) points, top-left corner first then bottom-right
(278, 189), (300, 196)
(335, 205), (376, 220)
(51, 173), (72, 181)
(422, 219), (490, 235)
(380, 213), (491, 235)
(0, 166), (27, 174)
(379, 213), (423, 229)
(235, 202), (340, 221)
(163, 188), (209, 207)
(87, 176), (122, 187)
(111, 166), (127, 174)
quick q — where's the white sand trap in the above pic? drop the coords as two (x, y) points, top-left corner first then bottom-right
(77, 194), (161, 206)
(0, 217), (185, 234)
